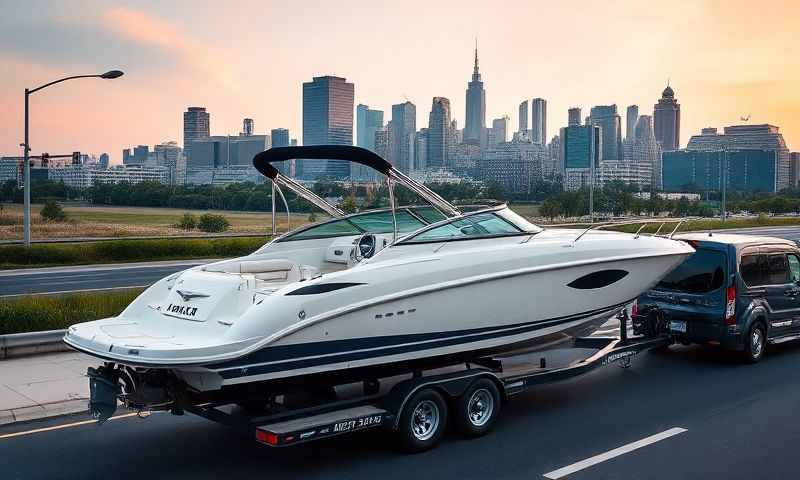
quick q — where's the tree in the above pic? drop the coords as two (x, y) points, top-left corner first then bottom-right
(539, 199), (562, 222)
(339, 196), (358, 214)
(40, 200), (66, 222)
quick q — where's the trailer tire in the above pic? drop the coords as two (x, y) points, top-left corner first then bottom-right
(396, 388), (448, 453)
(453, 378), (501, 438)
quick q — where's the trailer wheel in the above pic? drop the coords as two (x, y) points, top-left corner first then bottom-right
(397, 388), (448, 453)
(454, 378), (501, 438)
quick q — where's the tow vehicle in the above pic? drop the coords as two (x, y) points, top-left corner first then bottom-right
(156, 309), (672, 453)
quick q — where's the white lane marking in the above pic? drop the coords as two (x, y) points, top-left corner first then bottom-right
(543, 427), (688, 479)
(0, 285), (149, 298)
(0, 413), (138, 440)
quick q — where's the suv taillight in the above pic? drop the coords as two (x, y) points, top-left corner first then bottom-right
(725, 285), (736, 325)
(631, 299), (639, 318)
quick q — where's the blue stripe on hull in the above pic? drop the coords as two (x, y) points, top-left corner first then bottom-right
(215, 302), (626, 380)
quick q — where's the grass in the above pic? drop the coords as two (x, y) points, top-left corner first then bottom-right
(0, 288), (144, 335)
(0, 236), (267, 269)
(0, 203), (318, 240)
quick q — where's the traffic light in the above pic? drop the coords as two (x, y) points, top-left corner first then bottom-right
(72, 151), (81, 165)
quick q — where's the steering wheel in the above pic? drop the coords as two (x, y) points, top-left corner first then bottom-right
(352, 233), (377, 262)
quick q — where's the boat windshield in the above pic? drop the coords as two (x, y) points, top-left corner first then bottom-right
(277, 209), (428, 242)
(399, 208), (541, 244)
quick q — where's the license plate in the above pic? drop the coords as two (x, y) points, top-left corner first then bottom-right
(669, 320), (687, 333)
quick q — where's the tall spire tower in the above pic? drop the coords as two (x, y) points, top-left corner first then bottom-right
(464, 39), (486, 146)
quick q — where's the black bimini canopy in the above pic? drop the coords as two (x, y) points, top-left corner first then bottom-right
(253, 145), (393, 180)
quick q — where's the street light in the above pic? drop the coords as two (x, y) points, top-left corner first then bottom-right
(22, 70), (124, 246)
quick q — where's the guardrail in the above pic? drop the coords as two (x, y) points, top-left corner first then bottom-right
(0, 330), (69, 359)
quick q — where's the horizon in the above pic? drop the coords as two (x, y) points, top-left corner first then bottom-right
(1, 0), (799, 162)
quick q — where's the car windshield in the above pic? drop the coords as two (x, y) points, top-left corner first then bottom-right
(655, 248), (726, 293)
(403, 212), (521, 243)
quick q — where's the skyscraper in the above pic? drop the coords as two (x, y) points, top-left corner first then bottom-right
(464, 42), (486, 145)
(390, 101), (416, 171)
(183, 107), (210, 150)
(531, 98), (547, 144)
(654, 84), (681, 151)
(302, 75), (355, 179)
(242, 118), (254, 136)
(356, 104), (384, 152)
(686, 123), (790, 189)
(567, 107), (582, 127)
(519, 100), (529, 134)
(625, 105), (639, 141)
(271, 128), (290, 148)
(559, 124), (601, 191)
(491, 116), (509, 145)
(427, 97), (452, 169)
(98, 153), (109, 169)
(589, 104), (622, 161)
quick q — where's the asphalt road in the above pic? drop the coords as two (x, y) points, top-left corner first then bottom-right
(0, 260), (213, 296)
(1, 341), (799, 479)
(4, 225), (800, 296)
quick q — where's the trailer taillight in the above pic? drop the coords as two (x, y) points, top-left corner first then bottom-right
(725, 285), (736, 325)
(256, 429), (279, 445)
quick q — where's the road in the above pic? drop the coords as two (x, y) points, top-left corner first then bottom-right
(0, 260), (215, 296)
(1, 341), (799, 479)
(4, 225), (800, 296)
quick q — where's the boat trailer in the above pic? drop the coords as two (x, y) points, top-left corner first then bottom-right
(175, 309), (672, 453)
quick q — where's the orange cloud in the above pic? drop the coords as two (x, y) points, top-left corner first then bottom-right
(101, 6), (238, 91)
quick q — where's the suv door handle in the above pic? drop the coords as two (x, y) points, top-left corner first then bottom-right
(784, 289), (800, 297)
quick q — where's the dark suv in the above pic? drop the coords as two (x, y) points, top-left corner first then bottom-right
(635, 233), (800, 362)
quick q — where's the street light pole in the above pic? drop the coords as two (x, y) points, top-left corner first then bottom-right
(21, 70), (123, 247)
(23, 89), (30, 246)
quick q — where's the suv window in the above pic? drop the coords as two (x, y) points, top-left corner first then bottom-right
(655, 248), (725, 293)
(740, 254), (762, 286)
(789, 254), (800, 283)
(766, 254), (789, 285)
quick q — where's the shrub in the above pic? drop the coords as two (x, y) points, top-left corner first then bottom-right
(40, 200), (67, 222)
(0, 289), (143, 334)
(197, 213), (230, 233)
(176, 212), (197, 230)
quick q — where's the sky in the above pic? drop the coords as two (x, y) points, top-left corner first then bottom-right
(1, 0), (799, 163)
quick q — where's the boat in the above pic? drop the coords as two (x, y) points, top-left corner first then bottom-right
(64, 145), (694, 416)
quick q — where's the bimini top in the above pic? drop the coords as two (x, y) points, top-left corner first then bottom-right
(253, 145), (393, 180)
(253, 145), (461, 217)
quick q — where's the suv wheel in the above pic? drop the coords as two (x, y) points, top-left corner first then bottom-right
(742, 322), (766, 364)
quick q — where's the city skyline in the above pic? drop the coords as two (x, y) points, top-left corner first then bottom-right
(1, 0), (799, 163)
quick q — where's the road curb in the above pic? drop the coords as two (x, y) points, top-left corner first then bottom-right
(0, 399), (88, 426)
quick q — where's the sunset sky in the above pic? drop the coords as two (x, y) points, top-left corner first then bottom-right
(1, 0), (799, 163)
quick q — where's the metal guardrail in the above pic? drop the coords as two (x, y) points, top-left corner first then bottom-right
(0, 329), (68, 359)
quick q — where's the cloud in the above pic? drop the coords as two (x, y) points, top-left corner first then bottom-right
(101, 6), (238, 90)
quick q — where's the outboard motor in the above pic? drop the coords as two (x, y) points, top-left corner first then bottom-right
(87, 365), (121, 423)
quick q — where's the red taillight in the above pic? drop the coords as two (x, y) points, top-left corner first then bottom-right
(256, 429), (279, 445)
(631, 299), (639, 318)
(725, 285), (736, 325)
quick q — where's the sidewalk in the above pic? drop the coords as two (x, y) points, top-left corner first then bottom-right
(0, 351), (93, 425)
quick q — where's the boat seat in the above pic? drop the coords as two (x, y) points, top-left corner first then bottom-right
(239, 259), (300, 282)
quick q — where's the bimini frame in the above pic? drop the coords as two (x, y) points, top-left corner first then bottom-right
(253, 146), (462, 238)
